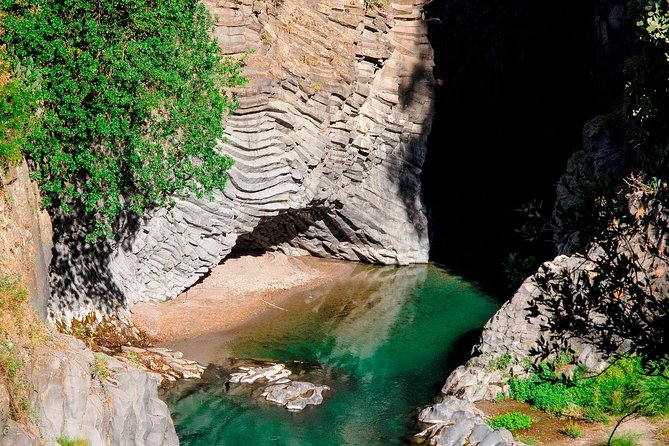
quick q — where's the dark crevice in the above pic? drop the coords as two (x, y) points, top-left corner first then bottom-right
(421, 0), (639, 298)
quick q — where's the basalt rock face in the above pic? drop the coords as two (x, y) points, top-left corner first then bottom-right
(49, 0), (434, 321)
(0, 159), (53, 321)
(1, 337), (178, 446)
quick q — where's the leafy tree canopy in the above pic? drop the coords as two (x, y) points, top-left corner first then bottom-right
(1, 0), (247, 240)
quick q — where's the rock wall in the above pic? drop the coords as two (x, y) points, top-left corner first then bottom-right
(417, 189), (669, 444)
(414, 255), (607, 446)
(0, 159), (52, 321)
(1, 337), (178, 446)
(0, 159), (178, 446)
(49, 0), (435, 321)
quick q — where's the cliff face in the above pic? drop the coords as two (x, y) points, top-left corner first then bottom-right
(49, 0), (435, 321)
(0, 161), (178, 446)
(0, 159), (52, 320)
(2, 338), (179, 446)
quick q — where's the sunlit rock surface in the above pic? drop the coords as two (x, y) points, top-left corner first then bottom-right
(49, 0), (435, 321)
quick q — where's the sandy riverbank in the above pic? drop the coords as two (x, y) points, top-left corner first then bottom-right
(131, 251), (357, 342)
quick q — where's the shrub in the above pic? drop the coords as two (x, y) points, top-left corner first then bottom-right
(560, 422), (582, 438)
(1, 0), (248, 240)
(92, 353), (110, 380)
(0, 57), (35, 169)
(509, 356), (653, 418)
(487, 412), (533, 431)
(487, 353), (512, 371)
(608, 431), (641, 446)
(56, 437), (89, 446)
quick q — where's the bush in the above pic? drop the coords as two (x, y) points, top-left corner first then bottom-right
(0, 59), (35, 169)
(1, 0), (248, 239)
(608, 431), (641, 446)
(487, 412), (533, 431)
(510, 355), (669, 423)
(56, 437), (89, 446)
(560, 422), (582, 438)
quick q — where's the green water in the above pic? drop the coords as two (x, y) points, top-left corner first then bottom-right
(160, 263), (499, 446)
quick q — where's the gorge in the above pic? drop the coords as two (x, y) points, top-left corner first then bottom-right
(1, 0), (667, 445)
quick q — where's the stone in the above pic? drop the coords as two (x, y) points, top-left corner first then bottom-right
(1, 420), (39, 446)
(25, 335), (178, 446)
(262, 381), (330, 411)
(478, 429), (514, 446)
(0, 383), (8, 435)
(469, 423), (494, 444)
(434, 419), (475, 446)
(230, 363), (293, 384)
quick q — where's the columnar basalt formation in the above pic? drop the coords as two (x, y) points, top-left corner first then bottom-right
(49, 0), (435, 320)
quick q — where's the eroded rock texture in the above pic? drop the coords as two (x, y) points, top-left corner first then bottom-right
(0, 337), (178, 446)
(0, 159), (53, 321)
(49, 0), (434, 321)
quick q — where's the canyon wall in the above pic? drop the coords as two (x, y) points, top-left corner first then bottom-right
(0, 159), (52, 321)
(0, 161), (178, 446)
(49, 0), (435, 321)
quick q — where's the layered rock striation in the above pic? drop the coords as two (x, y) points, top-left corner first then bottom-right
(49, 0), (435, 321)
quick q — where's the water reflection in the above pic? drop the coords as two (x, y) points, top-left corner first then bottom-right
(161, 263), (497, 446)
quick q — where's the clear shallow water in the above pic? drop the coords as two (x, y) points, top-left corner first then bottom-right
(160, 263), (499, 446)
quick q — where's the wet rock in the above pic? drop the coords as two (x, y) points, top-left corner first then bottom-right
(262, 381), (330, 411)
(224, 359), (332, 411)
(230, 363), (292, 384)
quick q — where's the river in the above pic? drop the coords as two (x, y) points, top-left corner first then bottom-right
(159, 262), (499, 446)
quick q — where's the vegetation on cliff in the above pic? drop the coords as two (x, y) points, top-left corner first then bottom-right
(0, 274), (44, 422)
(0, 0), (246, 240)
(497, 3), (669, 443)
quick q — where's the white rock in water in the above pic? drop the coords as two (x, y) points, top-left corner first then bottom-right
(262, 381), (330, 411)
(230, 363), (292, 384)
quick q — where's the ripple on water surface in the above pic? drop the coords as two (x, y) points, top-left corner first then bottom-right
(159, 263), (500, 446)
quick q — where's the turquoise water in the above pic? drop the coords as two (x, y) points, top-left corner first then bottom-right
(160, 263), (499, 446)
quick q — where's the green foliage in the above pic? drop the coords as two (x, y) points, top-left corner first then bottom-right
(560, 422), (583, 438)
(487, 412), (533, 431)
(517, 436), (538, 446)
(608, 431), (641, 446)
(56, 437), (89, 446)
(624, 1), (669, 175)
(92, 353), (110, 379)
(510, 355), (669, 420)
(128, 350), (142, 368)
(486, 353), (512, 371)
(1, 0), (247, 239)
(0, 59), (36, 169)
(638, 0), (669, 52)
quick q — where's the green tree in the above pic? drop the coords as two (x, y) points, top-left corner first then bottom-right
(1, 0), (247, 239)
(0, 7), (35, 168)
